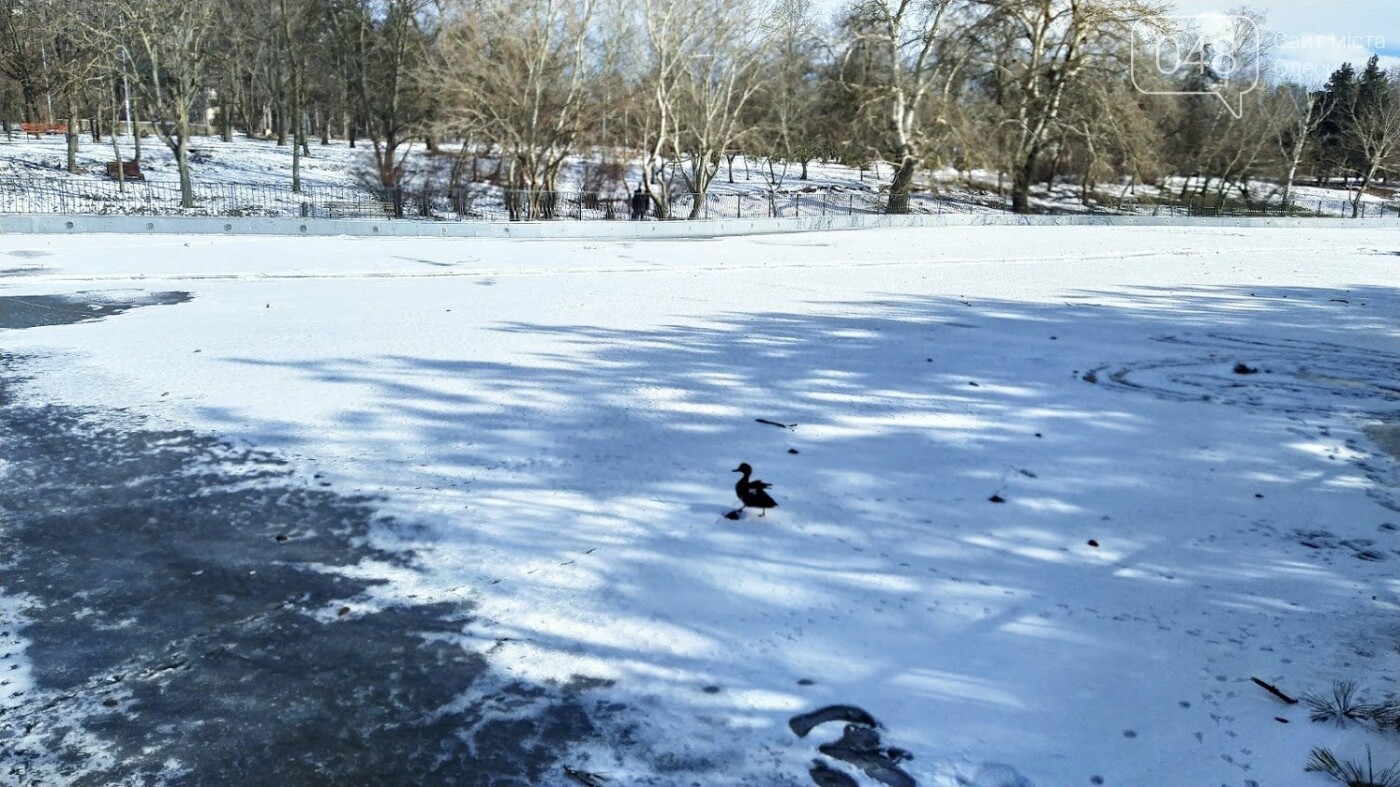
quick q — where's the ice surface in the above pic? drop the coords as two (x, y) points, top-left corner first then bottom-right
(2, 225), (1398, 784)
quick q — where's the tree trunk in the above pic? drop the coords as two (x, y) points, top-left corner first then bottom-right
(887, 156), (917, 213)
(66, 107), (79, 174)
(292, 113), (302, 193)
(1011, 159), (1035, 214)
(132, 109), (142, 161)
(374, 135), (402, 189)
(642, 154), (672, 219)
(111, 103), (126, 193)
(275, 105), (287, 146)
(1352, 163), (1379, 218)
(1281, 160), (1299, 210)
(683, 158), (704, 219)
(177, 126), (193, 209)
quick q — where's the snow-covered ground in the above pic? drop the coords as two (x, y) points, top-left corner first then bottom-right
(3, 226), (1400, 785)
(5, 131), (1393, 219)
(0, 133), (955, 218)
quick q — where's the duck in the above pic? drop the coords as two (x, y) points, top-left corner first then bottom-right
(732, 462), (778, 517)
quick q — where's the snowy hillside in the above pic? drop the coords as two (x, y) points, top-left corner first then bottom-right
(2, 132), (1393, 219)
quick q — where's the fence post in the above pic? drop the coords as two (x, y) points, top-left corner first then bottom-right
(849, 195), (854, 215)
(736, 194), (741, 219)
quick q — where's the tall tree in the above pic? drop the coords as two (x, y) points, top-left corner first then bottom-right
(276, 0), (320, 192)
(0, 0), (54, 123)
(430, 0), (596, 197)
(1316, 61), (1358, 184)
(755, 0), (825, 180)
(970, 0), (1166, 213)
(1272, 83), (1324, 208)
(332, 0), (438, 191)
(640, 0), (765, 219)
(838, 0), (965, 211)
(89, 0), (219, 208)
(1346, 63), (1400, 217)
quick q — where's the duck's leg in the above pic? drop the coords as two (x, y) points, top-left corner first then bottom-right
(759, 508), (766, 517)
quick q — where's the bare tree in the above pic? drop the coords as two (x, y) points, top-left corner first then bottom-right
(1062, 73), (1162, 207)
(87, 0), (220, 207)
(430, 0), (596, 200)
(0, 3), (47, 124)
(640, 0), (764, 219)
(1271, 84), (1324, 209)
(970, 0), (1166, 213)
(755, 0), (824, 179)
(26, 1), (110, 173)
(1346, 68), (1400, 217)
(838, 0), (966, 211)
(275, 0), (321, 192)
(332, 0), (438, 191)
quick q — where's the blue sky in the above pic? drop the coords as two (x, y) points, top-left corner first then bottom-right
(1173, 0), (1399, 85)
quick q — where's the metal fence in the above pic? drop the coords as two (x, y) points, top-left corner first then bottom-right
(0, 175), (1394, 221)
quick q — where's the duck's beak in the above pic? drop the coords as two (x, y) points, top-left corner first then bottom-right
(731, 467), (742, 472)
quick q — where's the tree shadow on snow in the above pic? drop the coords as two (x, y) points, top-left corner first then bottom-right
(10, 281), (1400, 784)
(210, 283), (1398, 774)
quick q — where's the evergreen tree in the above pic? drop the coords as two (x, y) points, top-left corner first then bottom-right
(1316, 62), (1358, 183)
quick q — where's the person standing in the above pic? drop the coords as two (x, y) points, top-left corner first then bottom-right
(630, 185), (650, 220)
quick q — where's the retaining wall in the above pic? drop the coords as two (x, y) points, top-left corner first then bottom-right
(1, 212), (1397, 239)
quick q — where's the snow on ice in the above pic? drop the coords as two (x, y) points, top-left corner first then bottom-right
(1, 225), (1399, 785)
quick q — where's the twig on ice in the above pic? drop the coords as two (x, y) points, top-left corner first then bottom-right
(1251, 676), (1298, 705)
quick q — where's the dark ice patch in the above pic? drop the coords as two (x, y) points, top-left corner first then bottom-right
(0, 291), (191, 329)
(0, 354), (608, 785)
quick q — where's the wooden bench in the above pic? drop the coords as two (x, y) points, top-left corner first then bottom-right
(105, 160), (144, 180)
(20, 122), (69, 138)
(317, 200), (396, 219)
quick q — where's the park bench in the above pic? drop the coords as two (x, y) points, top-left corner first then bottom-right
(105, 160), (144, 180)
(316, 200), (396, 219)
(20, 122), (69, 138)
